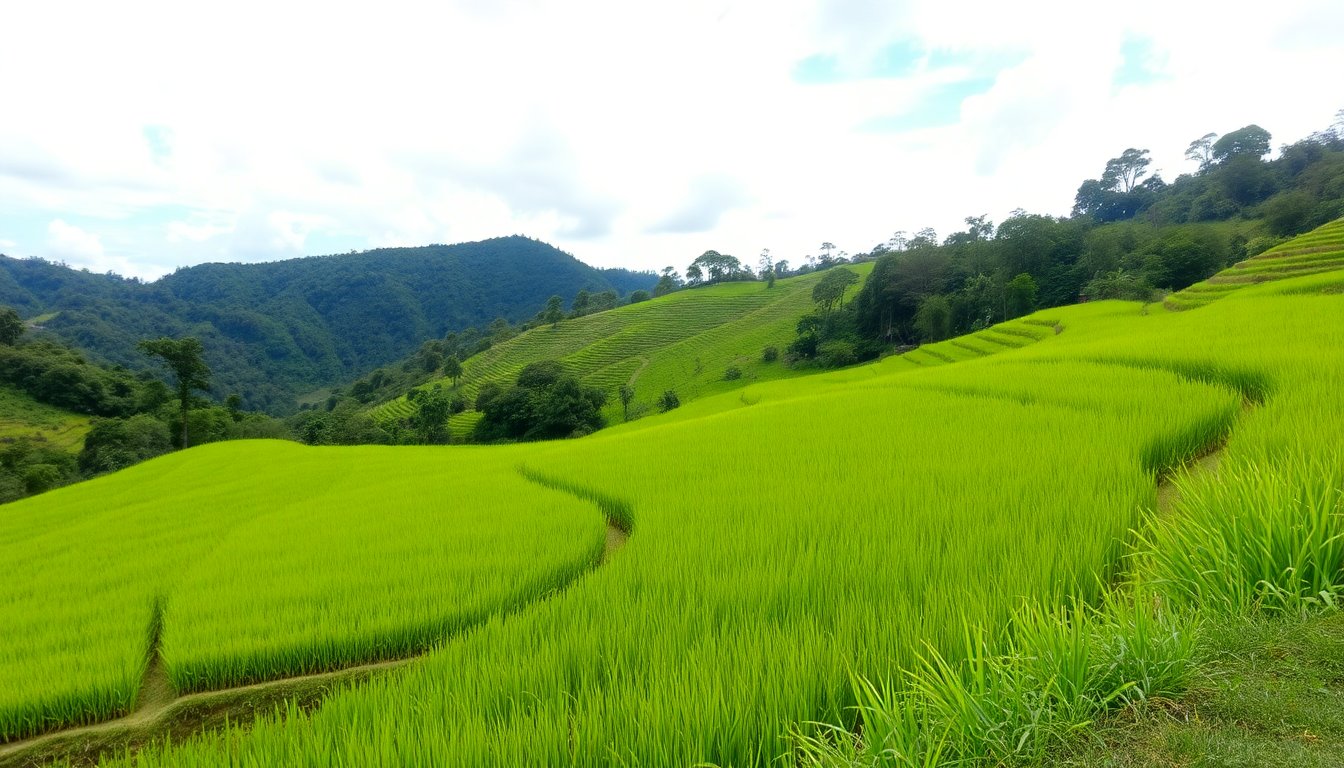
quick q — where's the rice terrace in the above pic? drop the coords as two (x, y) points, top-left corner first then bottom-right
(3, 7), (1344, 767)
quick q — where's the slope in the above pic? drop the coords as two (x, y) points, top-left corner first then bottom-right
(1164, 216), (1344, 309)
(0, 237), (654, 413)
(371, 264), (873, 431)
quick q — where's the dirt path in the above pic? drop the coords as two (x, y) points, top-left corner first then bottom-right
(0, 516), (629, 768)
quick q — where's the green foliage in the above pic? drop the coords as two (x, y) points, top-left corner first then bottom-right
(762, 345), (779, 363)
(139, 337), (211, 449)
(657, 389), (680, 411)
(408, 385), (453, 444)
(723, 365), (742, 381)
(1004, 272), (1038, 318)
(474, 361), (606, 442)
(811, 267), (860, 312)
(0, 237), (655, 413)
(78, 415), (173, 474)
(0, 305), (22, 345)
(914, 294), (952, 342)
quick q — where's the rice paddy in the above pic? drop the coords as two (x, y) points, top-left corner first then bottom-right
(2, 220), (1343, 766)
(372, 265), (872, 429)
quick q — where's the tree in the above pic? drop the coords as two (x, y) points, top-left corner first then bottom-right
(654, 266), (682, 296)
(1004, 273), (1038, 319)
(1185, 132), (1217, 171)
(914, 295), (952, 342)
(1101, 148), (1151, 193)
(225, 393), (244, 422)
(571, 289), (592, 316)
(409, 385), (453, 444)
(811, 267), (860, 312)
(685, 263), (704, 285)
(759, 249), (775, 288)
(628, 290), (651, 304)
(543, 295), (565, 327)
(1212, 125), (1271, 163)
(443, 355), (463, 386)
(619, 385), (635, 421)
(0, 306), (23, 346)
(658, 390), (680, 412)
(138, 337), (211, 449)
(688, 250), (746, 283)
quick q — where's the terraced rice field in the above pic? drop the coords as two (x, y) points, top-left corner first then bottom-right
(3, 220), (1343, 767)
(372, 265), (872, 429)
(0, 386), (90, 451)
(1165, 217), (1344, 309)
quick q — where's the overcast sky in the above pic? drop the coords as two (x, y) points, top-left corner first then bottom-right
(2, 0), (1341, 281)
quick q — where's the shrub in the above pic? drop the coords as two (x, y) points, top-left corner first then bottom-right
(724, 366), (742, 381)
(658, 390), (680, 412)
(762, 346), (778, 363)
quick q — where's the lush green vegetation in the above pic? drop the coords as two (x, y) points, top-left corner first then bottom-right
(367, 266), (872, 439)
(1052, 612), (1344, 767)
(785, 117), (1344, 362)
(0, 441), (606, 739)
(1, 219), (1339, 766)
(0, 237), (654, 413)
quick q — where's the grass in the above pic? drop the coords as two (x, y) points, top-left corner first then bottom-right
(3, 220), (1344, 765)
(0, 442), (607, 741)
(0, 385), (90, 451)
(1051, 611), (1344, 768)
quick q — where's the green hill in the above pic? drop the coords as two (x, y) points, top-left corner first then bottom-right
(371, 264), (873, 431)
(3, 217), (1343, 765)
(0, 237), (654, 413)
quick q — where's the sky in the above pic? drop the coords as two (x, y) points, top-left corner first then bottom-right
(1, 0), (1341, 281)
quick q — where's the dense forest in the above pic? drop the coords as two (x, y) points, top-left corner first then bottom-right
(0, 237), (654, 413)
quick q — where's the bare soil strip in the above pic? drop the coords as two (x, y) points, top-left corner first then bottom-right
(0, 512), (628, 768)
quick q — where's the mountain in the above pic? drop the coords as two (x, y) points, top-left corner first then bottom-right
(0, 237), (655, 413)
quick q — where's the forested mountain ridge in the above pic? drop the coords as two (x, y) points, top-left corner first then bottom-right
(0, 237), (654, 413)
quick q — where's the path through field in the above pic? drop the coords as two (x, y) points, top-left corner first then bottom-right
(0, 491), (629, 768)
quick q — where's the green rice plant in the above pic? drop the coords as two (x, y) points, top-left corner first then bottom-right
(0, 442), (607, 740)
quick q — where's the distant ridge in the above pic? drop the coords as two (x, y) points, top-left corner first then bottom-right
(0, 236), (654, 413)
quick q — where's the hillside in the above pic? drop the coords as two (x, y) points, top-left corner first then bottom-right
(1164, 216), (1344, 309)
(370, 264), (873, 433)
(0, 237), (654, 413)
(2, 218), (1342, 766)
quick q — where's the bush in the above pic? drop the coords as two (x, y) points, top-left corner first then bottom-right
(724, 366), (742, 381)
(658, 390), (680, 412)
(762, 346), (779, 363)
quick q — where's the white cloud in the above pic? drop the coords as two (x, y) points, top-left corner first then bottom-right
(0, 0), (1340, 280)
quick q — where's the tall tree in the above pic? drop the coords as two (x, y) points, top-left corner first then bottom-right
(1101, 148), (1151, 192)
(811, 267), (860, 312)
(1212, 125), (1271, 163)
(654, 266), (682, 297)
(543, 295), (565, 327)
(443, 355), (463, 386)
(1185, 132), (1218, 171)
(138, 337), (211, 449)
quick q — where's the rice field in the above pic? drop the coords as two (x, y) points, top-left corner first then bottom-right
(0, 386), (90, 451)
(372, 265), (872, 429)
(2, 220), (1343, 766)
(1164, 217), (1344, 309)
(0, 443), (607, 741)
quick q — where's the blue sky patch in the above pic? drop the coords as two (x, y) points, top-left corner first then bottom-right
(792, 39), (924, 84)
(859, 75), (997, 133)
(1114, 35), (1166, 88)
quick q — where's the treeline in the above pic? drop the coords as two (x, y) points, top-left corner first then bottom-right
(785, 114), (1344, 365)
(0, 309), (288, 504)
(0, 236), (655, 413)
